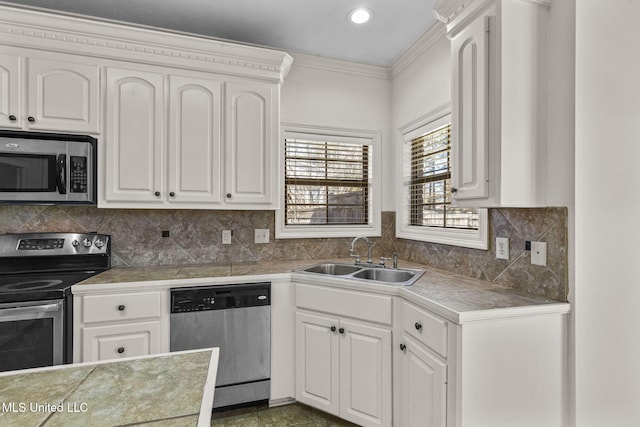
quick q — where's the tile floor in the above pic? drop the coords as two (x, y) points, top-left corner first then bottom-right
(210, 402), (358, 426)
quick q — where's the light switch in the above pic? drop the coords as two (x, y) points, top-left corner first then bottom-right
(531, 241), (547, 266)
(222, 230), (232, 245)
(496, 237), (509, 260)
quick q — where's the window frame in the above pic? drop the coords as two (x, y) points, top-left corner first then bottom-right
(276, 123), (381, 239)
(396, 106), (488, 249)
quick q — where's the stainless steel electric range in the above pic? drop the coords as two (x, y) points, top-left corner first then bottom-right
(0, 232), (110, 372)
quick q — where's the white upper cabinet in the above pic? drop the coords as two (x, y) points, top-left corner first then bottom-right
(436, 0), (551, 207)
(450, 14), (490, 201)
(224, 81), (276, 206)
(0, 5), (292, 210)
(0, 52), (99, 133)
(0, 53), (20, 130)
(104, 67), (164, 205)
(168, 75), (222, 205)
(101, 67), (277, 209)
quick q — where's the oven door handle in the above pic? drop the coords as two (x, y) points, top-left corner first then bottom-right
(56, 154), (67, 195)
(0, 302), (63, 320)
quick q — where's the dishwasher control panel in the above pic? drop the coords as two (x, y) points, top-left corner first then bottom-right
(170, 283), (270, 313)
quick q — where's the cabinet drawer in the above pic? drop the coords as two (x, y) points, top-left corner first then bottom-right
(401, 301), (448, 357)
(296, 284), (392, 325)
(82, 292), (162, 324)
(81, 321), (160, 362)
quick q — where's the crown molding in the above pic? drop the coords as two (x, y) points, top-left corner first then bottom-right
(289, 51), (390, 80)
(0, 4), (293, 83)
(390, 22), (447, 79)
(433, 0), (475, 25)
(434, 0), (551, 35)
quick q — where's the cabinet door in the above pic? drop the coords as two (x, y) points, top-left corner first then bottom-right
(81, 321), (161, 362)
(0, 54), (21, 129)
(399, 336), (447, 427)
(295, 311), (340, 416)
(105, 68), (164, 204)
(340, 320), (392, 427)
(450, 13), (491, 201)
(168, 75), (222, 205)
(27, 57), (99, 133)
(224, 81), (276, 206)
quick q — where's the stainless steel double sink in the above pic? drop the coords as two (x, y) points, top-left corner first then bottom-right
(295, 263), (425, 286)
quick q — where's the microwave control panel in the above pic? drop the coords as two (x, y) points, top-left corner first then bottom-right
(70, 156), (88, 193)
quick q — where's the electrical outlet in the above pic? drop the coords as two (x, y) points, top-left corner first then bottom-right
(496, 237), (509, 260)
(531, 241), (547, 266)
(254, 229), (269, 244)
(222, 230), (232, 245)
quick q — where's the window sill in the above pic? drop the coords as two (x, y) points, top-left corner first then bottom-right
(396, 209), (488, 250)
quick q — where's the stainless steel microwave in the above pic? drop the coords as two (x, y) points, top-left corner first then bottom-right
(0, 131), (97, 205)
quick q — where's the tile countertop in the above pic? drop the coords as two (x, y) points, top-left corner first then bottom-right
(0, 348), (218, 427)
(75, 259), (570, 324)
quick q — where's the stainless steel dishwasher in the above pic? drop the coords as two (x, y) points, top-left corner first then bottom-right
(170, 283), (270, 408)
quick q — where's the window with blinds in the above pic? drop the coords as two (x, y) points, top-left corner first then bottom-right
(410, 123), (478, 229)
(284, 138), (370, 226)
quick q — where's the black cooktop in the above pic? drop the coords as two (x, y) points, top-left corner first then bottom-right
(0, 232), (111, 304)
(0, 270), (101, 303)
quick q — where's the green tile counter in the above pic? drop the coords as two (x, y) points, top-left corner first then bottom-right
(75, 259), (334, 285)
(0, 348), (219, 427)
(74, 258), (568, 323)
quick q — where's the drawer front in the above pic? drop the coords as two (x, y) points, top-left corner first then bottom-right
(295, 283), (392, 325)
(81, 321), (160, 362)
(401, 301), (448, 357)
(82, 292), (162, 324)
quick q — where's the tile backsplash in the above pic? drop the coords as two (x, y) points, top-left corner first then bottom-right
(0, 206), (567, 301)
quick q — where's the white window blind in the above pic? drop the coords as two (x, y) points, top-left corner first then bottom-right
(284, 138), (370, 225)
(410, 123), (478, 229)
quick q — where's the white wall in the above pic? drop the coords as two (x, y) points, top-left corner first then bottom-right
(546, 1), (577, 424)
(390, 27), (451, 137)
(280, 54), (393, 210)
(575, 1), (640, 425)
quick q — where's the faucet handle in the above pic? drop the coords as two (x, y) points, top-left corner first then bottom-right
(379, 257), (392, 268)
(350, 250), (361, 264)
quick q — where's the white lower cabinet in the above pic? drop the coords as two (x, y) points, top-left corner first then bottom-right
(295, 284), (392, 427)
(397, 335), (447, 427)
(81, 321), (161, 361)
(73, 290), (169, 363)
(395, 300), (449, 427)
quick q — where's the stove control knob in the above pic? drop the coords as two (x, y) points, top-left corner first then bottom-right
(94, 239), (105, 249)
(72, 240), (80, 248)
(82, 238), (92, 248)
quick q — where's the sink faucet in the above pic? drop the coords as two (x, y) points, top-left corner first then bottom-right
(350, 236), (373, 264)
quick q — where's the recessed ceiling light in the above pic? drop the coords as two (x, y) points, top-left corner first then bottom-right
(348, 8), (373, 25)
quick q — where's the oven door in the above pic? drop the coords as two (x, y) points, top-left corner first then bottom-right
(0, 300), (64, 372)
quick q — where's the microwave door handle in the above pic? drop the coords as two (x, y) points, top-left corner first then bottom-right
(56, 154), (67, 194)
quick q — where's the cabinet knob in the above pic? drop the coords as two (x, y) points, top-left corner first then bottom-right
(117, 347), (125, 354)
(27, 116), (35, 122)
(226, 193), (232, 199)
(169, 192), (175, 197)
(451, 187), (458, 193)
(8, 115), (16, 121)
(400, 343), (406, 352)
(330, 326), (336, 332)
(154, 191), (161, 197)
(117, 305), (125, 311)
(339, 328), (345, 334)
(415, 322), (422, 331)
